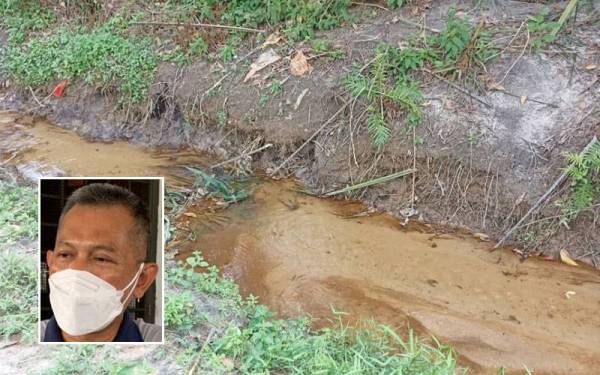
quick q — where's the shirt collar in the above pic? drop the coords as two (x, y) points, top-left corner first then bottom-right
(44, 312), (143, 342)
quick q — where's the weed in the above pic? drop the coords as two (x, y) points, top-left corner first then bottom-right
(429, 8), (496, 80)
(42, 346), (155, 375)
(432, 8), (472, 63)
(468, 129), (480, 146)
(0, 251), (37, 342)
(218, 42), (236, 63)
(202, 312), (460, 373)
(386, 0), (404, 8)
(0, 181), (37, 249)
(269, 78), (283, 96)
(4, 17), (157, 103)
(165, 291), (200, 330)
(169, 0), (353, 41)
(216, 109), (228, 128)
(311, 39), (346, 59)
(166, 251), (243, 313)
(560, 142), (600, 223)
(528, 8), (559, 50)
(345, 44), (423, 146)
(186, 167), (252, 203)
(163, 37), (209, 65)
(258, 93), (270, 108)
(0, 1), (55, 44)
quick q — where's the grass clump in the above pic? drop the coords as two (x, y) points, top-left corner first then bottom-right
(0, 181), (37, 248)
(3, 17), (158, 103)
(0, 251), (37, 342)
(205, 310), (460, 374)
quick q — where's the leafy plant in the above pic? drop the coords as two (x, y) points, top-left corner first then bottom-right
(386, 0), (404, 8)
(344, 44), (423, 146)
(561, 142), (600, 223)
(165, 291), (200, 329)
(528, 8), (559, 50)
(432, 8), (471, 62)
(163, 37), (209, 65)
(0, 0), (55, 44)
(311, 39), (346, 59)
(4, 17), (158, 103)
(218, 42), (236, 63)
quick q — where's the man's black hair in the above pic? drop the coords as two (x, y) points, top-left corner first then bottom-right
(58, 183), (149, 257)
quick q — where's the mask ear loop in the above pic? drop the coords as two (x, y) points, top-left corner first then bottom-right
(121, 263), (145, 308)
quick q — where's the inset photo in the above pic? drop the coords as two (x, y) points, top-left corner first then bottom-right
(38, 178), (164, 343)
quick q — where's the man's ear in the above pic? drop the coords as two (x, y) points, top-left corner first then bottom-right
(46, 250), (54, 269)
(133, 263), (158, 299)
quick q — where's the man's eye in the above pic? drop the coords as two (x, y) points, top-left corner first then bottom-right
(57, 252), (72, 259)
(95, 257), (112, 263)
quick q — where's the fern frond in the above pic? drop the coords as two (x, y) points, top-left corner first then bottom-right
(367, 108), (390, 146)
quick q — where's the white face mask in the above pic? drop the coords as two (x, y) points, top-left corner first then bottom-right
(48, 263), (144, 336)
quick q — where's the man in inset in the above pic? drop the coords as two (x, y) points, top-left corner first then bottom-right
(41, 183), (161, 342)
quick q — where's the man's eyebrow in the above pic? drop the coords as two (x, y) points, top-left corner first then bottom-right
(57, 240), (116, 252)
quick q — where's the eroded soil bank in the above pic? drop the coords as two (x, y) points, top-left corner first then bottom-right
(178, 181), (600, 375)
(1, 1), (598, 264)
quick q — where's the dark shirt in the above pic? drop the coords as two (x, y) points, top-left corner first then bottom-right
(43, 312), (143, 342)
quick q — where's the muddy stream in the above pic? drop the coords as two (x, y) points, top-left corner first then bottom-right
(2, 112), (600, 374)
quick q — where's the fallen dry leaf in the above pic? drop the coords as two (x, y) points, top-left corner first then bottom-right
(565, 290), (576, 299)
(559, 249), (578, 267)
(488, 82), (505, 91)
(290, 50), (313, 77)
(262, 32), (283, 48)
(243, 48), (281, 83)
(183, 212), (197, 218)
(473, 232), (490, 242)
(520, 95), (527, 105)
(585, 64), (597, 70)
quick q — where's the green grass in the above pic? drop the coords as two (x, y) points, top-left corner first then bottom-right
(41, 346), (155, 375)
(2, 16), (158, 103)
(0, 181), (37, 248)
(0, 251), (37, 342)
(0, 182), (37, 342)
(170, 0), (354, 41)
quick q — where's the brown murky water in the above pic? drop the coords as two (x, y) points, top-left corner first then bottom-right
(0, 111), (208, 186)
(178, 181), (600, 375)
